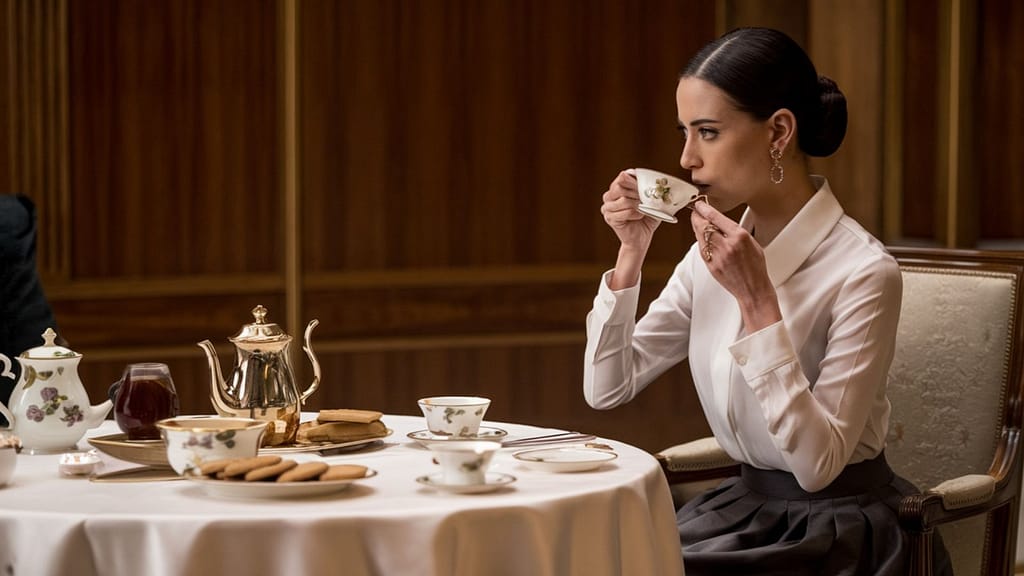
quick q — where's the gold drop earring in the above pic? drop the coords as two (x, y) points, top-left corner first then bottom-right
(769, 146), (784, 185)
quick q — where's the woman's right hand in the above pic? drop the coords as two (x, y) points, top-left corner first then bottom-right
(600, 170), (660, 251)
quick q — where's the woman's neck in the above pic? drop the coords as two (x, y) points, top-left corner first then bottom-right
(745, 173), (817, 246)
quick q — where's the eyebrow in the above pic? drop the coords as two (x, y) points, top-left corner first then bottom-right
(677, 118), (722, 128)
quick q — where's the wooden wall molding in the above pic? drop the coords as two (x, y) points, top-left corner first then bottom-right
(46, 274), (283, 300)
(6, 0), (69, 279)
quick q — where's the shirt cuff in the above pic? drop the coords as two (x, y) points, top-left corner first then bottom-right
(728, 320), (797, 381)
(592, 269), (641, 325)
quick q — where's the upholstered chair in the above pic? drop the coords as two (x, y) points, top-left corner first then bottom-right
(657, 248), (1024, 576)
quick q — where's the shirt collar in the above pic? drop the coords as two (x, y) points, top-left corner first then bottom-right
(738, 176), (844, 288)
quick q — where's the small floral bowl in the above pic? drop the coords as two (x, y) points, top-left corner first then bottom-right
(155, 416), (267, 476)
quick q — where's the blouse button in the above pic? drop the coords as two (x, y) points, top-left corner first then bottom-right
(736, 355), (748, 366)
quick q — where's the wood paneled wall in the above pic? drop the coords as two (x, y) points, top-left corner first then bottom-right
(3, 0), (1022, 454)
(976, 0), (1024, 240)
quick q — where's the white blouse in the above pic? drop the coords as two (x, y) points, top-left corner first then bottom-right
(584, 177), (902, 492)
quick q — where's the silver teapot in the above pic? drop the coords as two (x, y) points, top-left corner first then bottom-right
(198, 305), (321, 446)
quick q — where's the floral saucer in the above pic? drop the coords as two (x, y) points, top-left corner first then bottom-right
(406, 426), (508, 447)
(415, 471), (516, 494)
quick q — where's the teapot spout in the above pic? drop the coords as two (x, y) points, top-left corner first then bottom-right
(84, 399), (113, 429)
(198, 340), (234, 417)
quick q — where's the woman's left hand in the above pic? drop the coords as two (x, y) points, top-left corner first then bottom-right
(690, 201), (782, 332)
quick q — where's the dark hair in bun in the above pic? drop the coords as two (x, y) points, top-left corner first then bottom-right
(681, 27), (847, 157)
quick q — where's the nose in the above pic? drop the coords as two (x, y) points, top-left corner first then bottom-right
(679, 138), (700, 171)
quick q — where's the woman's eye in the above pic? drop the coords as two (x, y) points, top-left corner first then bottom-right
(698, 128), (718, 140)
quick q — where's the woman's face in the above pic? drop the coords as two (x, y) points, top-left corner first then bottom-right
(675, 77), (773, 212)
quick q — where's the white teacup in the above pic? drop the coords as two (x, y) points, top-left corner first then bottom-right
(418, 396), (491, 437)
(428, 440), (500, 485)
(633, 168), (701, 224)
(156, 416), (267, 476)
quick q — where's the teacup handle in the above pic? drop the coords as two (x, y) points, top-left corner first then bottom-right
(0, 354), (14, 381)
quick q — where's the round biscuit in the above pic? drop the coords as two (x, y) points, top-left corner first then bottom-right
(319, 464), (368, 481)
(276, 461), (329, 482)
(199, 458), (238, 476)
(245, 459), (298, 482)
(223, 455), (283, 477)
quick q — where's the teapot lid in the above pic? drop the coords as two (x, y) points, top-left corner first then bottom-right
(229, 305), (291, 344)
(21, 328), (80, 359)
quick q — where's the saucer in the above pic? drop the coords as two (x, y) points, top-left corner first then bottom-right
(87, 434), (170, 468)
(513, 446), (617, 473)
(415, 471), (516, 494)
(407, 427), (508, 447)
(637, 204), (677, 224)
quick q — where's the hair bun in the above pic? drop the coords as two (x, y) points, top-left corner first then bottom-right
(803, 75), (847, 157)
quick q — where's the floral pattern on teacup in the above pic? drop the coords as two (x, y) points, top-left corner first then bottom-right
(25, 386), (82, 427)
(443, 407), (465, 424)
(181, 430), (237, 451)
(460, 457), (484, 473)
(178, 430), (239, 474)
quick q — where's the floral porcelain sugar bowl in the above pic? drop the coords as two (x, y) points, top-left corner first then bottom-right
(0, 328), (113, 454)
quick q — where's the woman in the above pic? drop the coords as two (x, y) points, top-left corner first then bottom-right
(0, 194), (59, 424)
(583, 28), (951, 575)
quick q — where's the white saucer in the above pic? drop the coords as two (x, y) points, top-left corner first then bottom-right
(637, 204), (677, 224)
(415, 471), (516, 494)
(513, 446), (618, 473)
(407, 427), (508, 447)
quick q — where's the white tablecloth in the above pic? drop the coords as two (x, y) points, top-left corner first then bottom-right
(0, 415), (684, 576)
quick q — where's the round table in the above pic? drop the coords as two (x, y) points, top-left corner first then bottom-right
(0, 415), (684, 576)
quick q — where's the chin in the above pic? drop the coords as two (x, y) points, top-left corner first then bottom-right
(707, 196), (742, 214)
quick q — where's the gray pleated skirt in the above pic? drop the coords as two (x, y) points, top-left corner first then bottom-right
(676, 453), (953, 576)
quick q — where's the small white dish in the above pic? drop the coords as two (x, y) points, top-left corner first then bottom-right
(187, 468), (377, 499)
(407, 426), (507, 447)
(415, 471), (516, 494)
(513, 446), (618, 473)
(636, 204), (678, 224)
(58, 450), (102, 476)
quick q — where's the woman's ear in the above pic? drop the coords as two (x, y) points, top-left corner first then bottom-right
(767, 109), (797, 154)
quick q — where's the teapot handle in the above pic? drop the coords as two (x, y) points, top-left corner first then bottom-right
(0, 398), (12, 430)
(299, 320), (321, 404)
(0, 354), (14, 381)
(108, 379), (122, 404)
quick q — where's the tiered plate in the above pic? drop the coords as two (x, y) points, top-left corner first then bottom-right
(89, 429), (393, 467)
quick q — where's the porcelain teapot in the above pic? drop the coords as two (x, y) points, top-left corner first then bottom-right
(198, 305), (321, 446)
(0, 328), (113, 454)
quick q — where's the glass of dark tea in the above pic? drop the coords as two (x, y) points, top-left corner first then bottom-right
(110, 363), (180, 440)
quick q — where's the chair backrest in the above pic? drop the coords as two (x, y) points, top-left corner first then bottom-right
(885, 248), (1024, 576)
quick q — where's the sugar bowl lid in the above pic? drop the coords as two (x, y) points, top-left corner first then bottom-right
(21, 328), (79, 359)
(229, 305), (291, 344)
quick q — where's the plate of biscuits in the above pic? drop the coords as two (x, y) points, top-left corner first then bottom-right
(186, 455), (376, 499)
(261, 430), (393, 455)
(262, 409), (392, 455)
